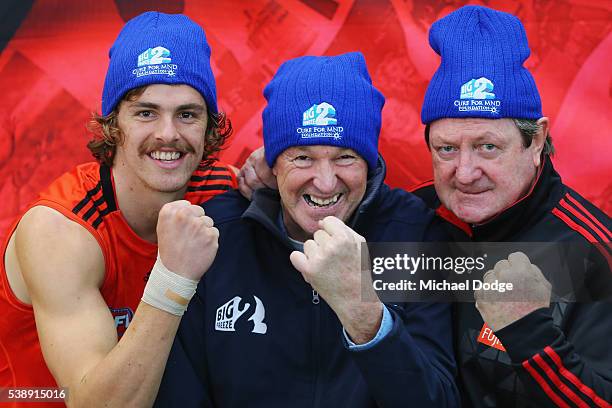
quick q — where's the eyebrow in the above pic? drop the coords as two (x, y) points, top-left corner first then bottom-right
(128, 102), (206, 113)
(432, 132), (503, 145)
(471, 132), (504, 143)
(176, 103), (206, 112)
(129, 102), (159, 110)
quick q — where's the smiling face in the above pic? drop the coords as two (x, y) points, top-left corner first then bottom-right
(429, 118), (543, 225)
(272, 146), (368, 241)
(114, 84), (207, 194)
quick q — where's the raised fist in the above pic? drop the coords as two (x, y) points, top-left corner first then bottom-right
(290, 216), (382, 343)
(156, 200), (219, 281)
(475, 251), (551, 331)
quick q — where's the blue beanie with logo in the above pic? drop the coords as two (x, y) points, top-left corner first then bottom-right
(421, 5), (542, 124)
(101, 12), (217, 116)
(263, 52), (385, 170)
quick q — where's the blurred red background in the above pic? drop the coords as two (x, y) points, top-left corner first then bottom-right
(0, 0), (610, 240)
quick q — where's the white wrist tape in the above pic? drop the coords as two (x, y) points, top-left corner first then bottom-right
(142, 254), (199, 316)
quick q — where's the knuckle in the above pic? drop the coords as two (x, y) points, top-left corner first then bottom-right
(175, 208), (189, 220)
(159, 203), (174, 217)
(337, 235), (350, 246)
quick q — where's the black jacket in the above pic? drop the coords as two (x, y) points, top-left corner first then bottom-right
(413, 157), (612, 407)
(155, 159), (459, 407)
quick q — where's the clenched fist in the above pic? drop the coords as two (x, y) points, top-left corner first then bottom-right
(290, 216), (382, 344)
(475, 252), (551, 331)
(156, 200), (219, 281)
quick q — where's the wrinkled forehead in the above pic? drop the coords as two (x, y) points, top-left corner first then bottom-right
(118, 84), (207, 111)
(279, 145), (362, 159)
(429, 117), (521, 143)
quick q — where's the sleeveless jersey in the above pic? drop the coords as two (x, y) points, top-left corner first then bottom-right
(0, 161), (236, 406)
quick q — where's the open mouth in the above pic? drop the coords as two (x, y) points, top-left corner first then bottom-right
(149, 150), (183, 161)
(303, 193), (343, 208)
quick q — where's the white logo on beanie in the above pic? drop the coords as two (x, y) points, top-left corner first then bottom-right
(138, 46), (171, 66)
(302, 102), (337, 126)
(454, 77), (500, 114)
(460, 77), (495, 100)
(297, 102), (343, 140)
(132, 46), (177, 78)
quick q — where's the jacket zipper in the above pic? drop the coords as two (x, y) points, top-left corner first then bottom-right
(311, 288), (321, 407)
(312, 289), (320, 304)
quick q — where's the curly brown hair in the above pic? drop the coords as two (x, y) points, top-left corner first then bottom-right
(87, 86), (232, 167)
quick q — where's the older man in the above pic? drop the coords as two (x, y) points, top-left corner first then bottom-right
(414, 6), (612, 407)
(155, 52), (458, 407)
(239, 7), (611, 407)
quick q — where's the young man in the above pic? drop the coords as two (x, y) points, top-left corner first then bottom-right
(415, 6), (612, 407)
(156, 52), (459, 407)
(0, 12), (235, 407)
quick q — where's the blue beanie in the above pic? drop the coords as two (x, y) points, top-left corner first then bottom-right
(263, 52), (385, 170)
(101, 12), (217, 116)
(421, 5), (542, 124)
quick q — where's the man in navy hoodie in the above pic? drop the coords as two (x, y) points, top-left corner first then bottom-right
(155, 52), (459, 407)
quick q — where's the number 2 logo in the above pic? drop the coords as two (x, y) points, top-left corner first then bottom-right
(314, 102), (337, 126)
(148, 46), (171, 65)
(473, 77), (495, 100)
(138, 46), (171, 66)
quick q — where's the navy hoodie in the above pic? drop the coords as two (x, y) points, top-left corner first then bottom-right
(155, 158), (459, 407)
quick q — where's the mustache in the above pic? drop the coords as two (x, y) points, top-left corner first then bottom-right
(138, 139), (196, 156)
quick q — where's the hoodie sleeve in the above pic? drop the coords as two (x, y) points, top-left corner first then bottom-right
(345, 302), (460, 407)
(154, 290), (214, 408)
(495, 304), (612, 408)
(344, 199), (459, 407)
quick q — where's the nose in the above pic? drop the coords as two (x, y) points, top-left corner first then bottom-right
(312, 160), (338, 194)
(155, 115), (179, 143)
(454, 150), (482, 185)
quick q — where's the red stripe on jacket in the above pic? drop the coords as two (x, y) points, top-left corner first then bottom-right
(522, 359), (571, 408)
(551, 208), (612, 270)
(559, 199), (610, 244)
(533, 354), (589, 407)
(544, 346), (612, 408)
(564, 194), (611, 240)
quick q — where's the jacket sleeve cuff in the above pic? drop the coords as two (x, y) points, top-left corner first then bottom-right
(494, 307), (562, 363)
(343, 305), (392, 351)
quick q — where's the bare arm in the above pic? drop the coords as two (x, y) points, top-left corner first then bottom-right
(16, 202), (216, 407)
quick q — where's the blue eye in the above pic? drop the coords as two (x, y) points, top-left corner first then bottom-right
(482, 144), (496, 151)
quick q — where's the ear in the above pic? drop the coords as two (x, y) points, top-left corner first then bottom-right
(532, 117), (549, 167)
(272, 164), (278, 177)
